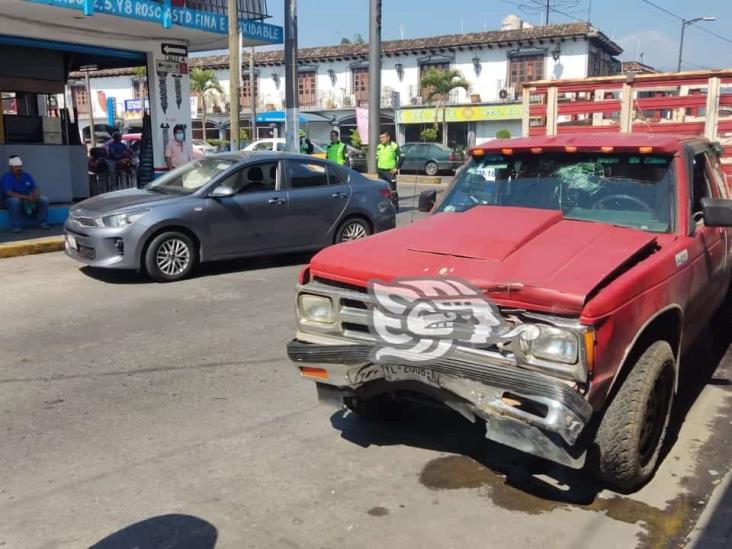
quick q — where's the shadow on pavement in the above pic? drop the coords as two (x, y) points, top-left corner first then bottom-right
(78, 251), (314, 284)
(89, 514), (217, 549)
(331, 404), (603, 506)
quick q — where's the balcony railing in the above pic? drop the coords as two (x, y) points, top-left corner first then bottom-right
(168, 1), (270, 20)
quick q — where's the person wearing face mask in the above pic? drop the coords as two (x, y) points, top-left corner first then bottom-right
(164, 124), (193, 170)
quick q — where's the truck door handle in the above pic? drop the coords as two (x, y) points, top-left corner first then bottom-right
(268, 197), (286, 205)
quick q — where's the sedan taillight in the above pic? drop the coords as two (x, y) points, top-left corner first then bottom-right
(379, 188), (392, 199)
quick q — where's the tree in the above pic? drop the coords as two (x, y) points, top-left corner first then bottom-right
(420, 68), (470, 145)
(189, 68), (223, 142)
(495, 129), (512, 139)
(420, 128), (438, 142)
(340, 34), (366, 45)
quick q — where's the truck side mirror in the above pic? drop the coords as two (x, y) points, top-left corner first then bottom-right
(701, 197), (732, 227)
(418, 190), (438, 212)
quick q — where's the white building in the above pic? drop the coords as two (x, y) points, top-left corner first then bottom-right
(63, 16), (623, 152)
(191, 17), (622, 147)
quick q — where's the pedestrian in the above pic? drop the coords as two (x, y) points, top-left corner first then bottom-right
(1, 156), (50, 233)
(164, 124), (193, 170)
(326, 130), (348, 165)
(376, 131), (403, 211)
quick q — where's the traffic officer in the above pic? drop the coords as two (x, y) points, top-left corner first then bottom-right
(326, 130), (347, 165)
(376, 131), (403, 211)
(299, 130), (314, 154)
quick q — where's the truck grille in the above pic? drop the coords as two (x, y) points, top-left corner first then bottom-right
(306, 277), (375, 341)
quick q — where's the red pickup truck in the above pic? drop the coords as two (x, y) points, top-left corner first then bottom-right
(287, 132), (732, 490)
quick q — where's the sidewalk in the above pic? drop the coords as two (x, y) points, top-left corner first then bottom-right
(0, 226), (65, 259)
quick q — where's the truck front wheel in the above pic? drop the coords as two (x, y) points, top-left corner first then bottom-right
(591, 341), (675, 491)
(344, 394), (408, 421)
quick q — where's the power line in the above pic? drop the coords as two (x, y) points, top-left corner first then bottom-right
(640, 0), (732, 46)
(639, 0), (681, 21)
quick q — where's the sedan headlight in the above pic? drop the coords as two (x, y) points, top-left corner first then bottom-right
(298, 294), (335, 323)
(99, 209), (150, 228)
(521, 325), (579, 365)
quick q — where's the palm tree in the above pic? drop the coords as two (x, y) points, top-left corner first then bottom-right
(189, 68), (223, 142)
(420, 68), (470, 145)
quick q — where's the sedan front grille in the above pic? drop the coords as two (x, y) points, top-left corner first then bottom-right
(74, 216), (97, 227)
(77, 244), (96, 260)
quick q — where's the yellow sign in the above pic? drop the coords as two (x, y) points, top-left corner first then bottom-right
(398, 104), (523, 124)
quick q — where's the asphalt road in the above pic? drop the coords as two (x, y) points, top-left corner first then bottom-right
(1, 190), (730, 549)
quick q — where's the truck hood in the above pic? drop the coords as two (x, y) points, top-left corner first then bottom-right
(71, 188), (182, 216)
(310, 207), (660, 315)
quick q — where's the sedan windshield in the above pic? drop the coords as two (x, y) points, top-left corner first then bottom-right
(437, 152), (676, 233)
(146, 158), (236, 195)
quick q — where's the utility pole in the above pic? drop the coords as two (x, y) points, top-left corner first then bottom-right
(677, 16), (716, 72)
(228, 0), (240, 151)
(250, 46), (257, 141)
(284, 0), (299, 152)
(80, 64), (98, 147)
(545, 0), (550, 25)
(367, 0), (381, 174)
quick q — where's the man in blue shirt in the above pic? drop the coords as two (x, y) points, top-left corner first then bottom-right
(1, 156), (50, 233)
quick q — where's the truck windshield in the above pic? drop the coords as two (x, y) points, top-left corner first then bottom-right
(437, 152), (676, 233)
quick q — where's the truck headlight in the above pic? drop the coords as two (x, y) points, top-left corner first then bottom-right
(298, 294), (335, 323)
(524, 325), (578, 364)
(100, 209), (150, 228)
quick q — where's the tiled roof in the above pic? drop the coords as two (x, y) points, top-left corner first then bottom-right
(621, 60), (658, 74)
(70, 22), (622, 79)
(193, 21), (622, 69)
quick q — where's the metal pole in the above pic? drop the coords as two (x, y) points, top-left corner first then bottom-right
(677, 19), (686, 72)
(367, 0), (381, 174)
(545, 0), (550, 25)
(228, 0), (240, 151)
(250, 46), (257, 141)
(284, 0), (299, 152)
(85, 71), (96, 148)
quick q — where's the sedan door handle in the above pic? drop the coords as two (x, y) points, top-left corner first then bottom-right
(268, 197), (287, 205)
(331, 192), (347, 199)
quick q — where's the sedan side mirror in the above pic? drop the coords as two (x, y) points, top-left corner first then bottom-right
(701, 197), (732, 227)
(210, 185), (236, 198)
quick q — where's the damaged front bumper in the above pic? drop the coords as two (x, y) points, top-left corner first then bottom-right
(287, 339), (593, 469)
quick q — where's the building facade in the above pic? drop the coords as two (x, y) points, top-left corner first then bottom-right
(192, 18), (622, 147)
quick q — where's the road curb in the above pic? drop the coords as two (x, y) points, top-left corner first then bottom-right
(688, 469), (732, 548)
(0, 236), (65, 259)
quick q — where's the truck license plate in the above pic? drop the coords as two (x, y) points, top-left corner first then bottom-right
(383, 364), (441, 385)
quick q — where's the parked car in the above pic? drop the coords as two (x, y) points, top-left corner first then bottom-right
(401, 142), (464, 176)
(287, 133), (732, 491)
(244, 138), (327, 159)
(64, 152), (396, 282)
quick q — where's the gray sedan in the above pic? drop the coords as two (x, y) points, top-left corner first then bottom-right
(64, 152), (396, 281)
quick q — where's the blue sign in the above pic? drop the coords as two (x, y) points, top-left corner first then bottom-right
(106, 97), (116, 126)
(23, 0), (283, 43)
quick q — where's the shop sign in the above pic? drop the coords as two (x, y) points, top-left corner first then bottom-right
(398, 104), (523, 124)
(23, 0), (283, 43)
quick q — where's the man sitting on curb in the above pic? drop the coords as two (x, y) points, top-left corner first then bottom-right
(1, 156), (50, 233)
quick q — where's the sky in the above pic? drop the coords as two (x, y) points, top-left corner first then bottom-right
(259, 0), (732, 71)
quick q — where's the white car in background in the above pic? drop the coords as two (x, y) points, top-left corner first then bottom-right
(243, 138), (327, 159)
(192, 140), (218, 156)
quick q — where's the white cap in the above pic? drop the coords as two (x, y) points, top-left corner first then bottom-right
(8, 156), (22, 167)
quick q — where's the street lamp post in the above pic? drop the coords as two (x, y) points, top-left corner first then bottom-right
(677, 16), (715, 72)
(284, 0), (299, 152)
(367, 0), (381, 174)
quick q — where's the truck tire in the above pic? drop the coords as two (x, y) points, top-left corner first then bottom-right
(344, 394), (408, 421)
(591, 340), (675, 491)
(144, 231), (198, 283)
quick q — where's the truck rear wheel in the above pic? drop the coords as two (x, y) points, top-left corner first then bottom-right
(591, 341), (675, 491)
(344, 394), (408, 421)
